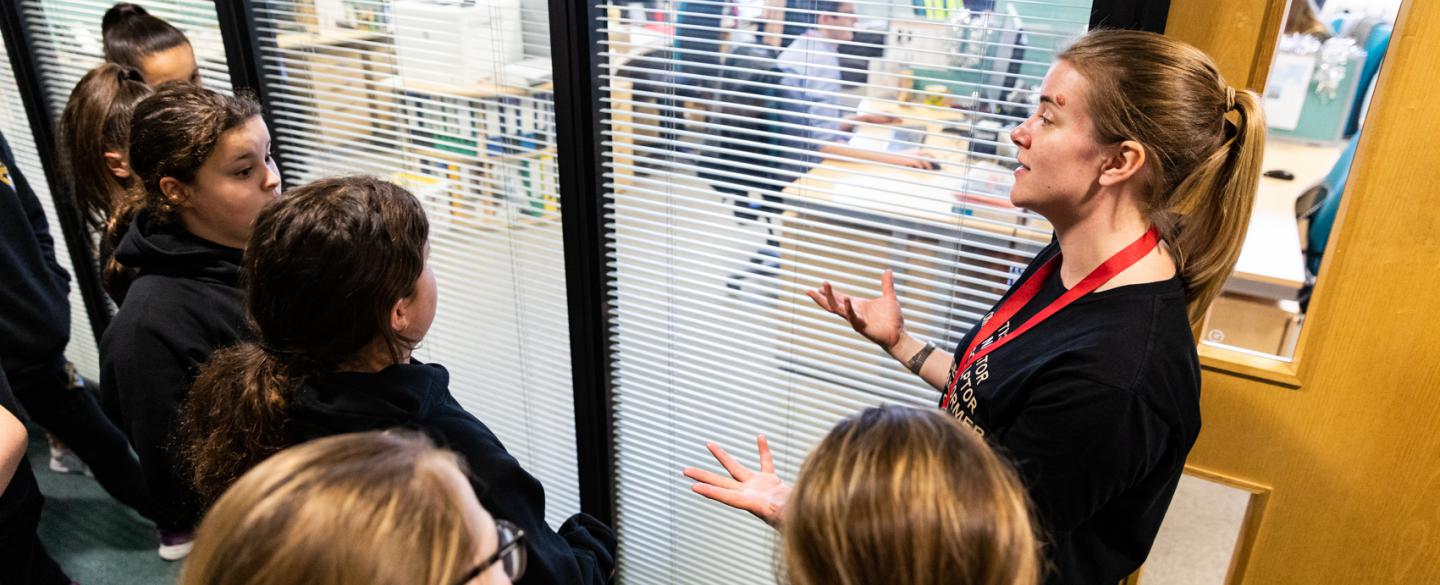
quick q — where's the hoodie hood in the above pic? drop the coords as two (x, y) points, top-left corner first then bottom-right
(291, 361), (451, 434)
(113, 211), (242, 286)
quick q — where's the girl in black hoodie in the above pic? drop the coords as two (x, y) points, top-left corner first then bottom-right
(180, 176), (616, 584)
(99, 83), (281, 559)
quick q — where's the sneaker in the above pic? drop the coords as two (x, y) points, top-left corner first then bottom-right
(157, 529), (195, 561)
(48, 436), (92, 477)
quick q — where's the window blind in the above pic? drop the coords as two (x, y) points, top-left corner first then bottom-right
(600, 0), (1092, 581)
(0, 32), (101, 380)
(19, 0), (234, 109)
(246, 0), (580, 527)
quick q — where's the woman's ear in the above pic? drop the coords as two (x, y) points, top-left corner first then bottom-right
(1097, 139), (1146, 187)
(103, 151), (131, 180)
(158, 176), (190, 208)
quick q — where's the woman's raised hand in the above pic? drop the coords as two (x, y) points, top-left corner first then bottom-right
(806, 269), (906, 351)
(683, 435), (790, 528)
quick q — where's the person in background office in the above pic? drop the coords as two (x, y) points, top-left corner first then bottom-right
(181, 431), (520, 585)
(688, 30), (1264, 585)
(179, 176), (617, 585)
(778, 0), (935, 170)
(704, 405), (1040, 585)
(1285, 0), (1332, 40)
(100, 83), (282, 560)
(0, 375), (72, 585)
(60, 63), (154, 268)
(1, 126), (164, 535)
(102, 3), (202, 86)
(697, 12), (808, 294)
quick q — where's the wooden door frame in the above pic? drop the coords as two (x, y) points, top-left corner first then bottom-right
(1162, 0), (1440, 583)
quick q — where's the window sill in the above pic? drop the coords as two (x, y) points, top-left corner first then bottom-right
(1197, 343), (1303, 389)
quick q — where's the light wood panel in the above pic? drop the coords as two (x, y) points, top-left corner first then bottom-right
(1165, 0), (1288, 90)
(1163, 0), (1440, 582)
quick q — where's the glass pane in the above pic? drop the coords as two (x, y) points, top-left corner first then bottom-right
(599, 0), (1093, 581)
(250, 0), (579, 524)
(1200, 0), (1402, 360)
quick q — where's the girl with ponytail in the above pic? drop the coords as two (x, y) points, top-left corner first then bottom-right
(99, 82), (281, 560)
(687, 29), (1264, 585)
(101, 2), (200, 86)
(179, 176), (617, 585)
(59, 62), (152, 242)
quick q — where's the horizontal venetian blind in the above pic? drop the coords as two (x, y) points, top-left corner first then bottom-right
(19, 0), (234, 108)
(0, 30), (102, 379)
(246, 0), (579, 527)
(600, 0), (1090, 582)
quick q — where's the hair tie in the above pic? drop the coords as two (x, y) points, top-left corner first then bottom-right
(1225, 86), (1236, 111)
(116, 66), (144, 84)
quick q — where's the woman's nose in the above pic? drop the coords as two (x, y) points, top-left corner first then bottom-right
(1010, 121), (1030, 150)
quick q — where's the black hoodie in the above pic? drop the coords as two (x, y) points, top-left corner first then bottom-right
(100, 212), (246, 531)
(0, 131), (70, 368)
(290, 361), (618, 585)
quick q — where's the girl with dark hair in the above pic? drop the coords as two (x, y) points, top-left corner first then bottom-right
(102, 2), (200, 86)
(99, 82), (281, 560)
(180, 176), (617, 585)
(60, 62), (153, 238)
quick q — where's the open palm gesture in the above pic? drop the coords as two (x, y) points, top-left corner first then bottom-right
(683, 435), (790, 528)
(806, 269), (906, 351)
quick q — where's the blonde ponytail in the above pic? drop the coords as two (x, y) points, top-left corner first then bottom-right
(1168, 90), (1265, 326)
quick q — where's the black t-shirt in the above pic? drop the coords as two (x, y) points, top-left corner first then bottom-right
(941, 242), (1201, 585)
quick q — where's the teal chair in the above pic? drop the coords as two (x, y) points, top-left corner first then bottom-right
(1331, 16), (1393, 137)
(1300, 134), (1358, 277)
(1293, 17), (1390, 311)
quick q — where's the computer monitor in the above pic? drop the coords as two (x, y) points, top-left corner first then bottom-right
(882, 4), (1029, 114)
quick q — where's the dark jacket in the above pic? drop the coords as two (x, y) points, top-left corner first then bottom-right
(0, 373), (69, 585)
(290, 361), (617, 585)
(100, 212), (246, 531)
(0, 131), (70, 369)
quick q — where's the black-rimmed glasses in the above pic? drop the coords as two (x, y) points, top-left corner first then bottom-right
(452, 519), (526, 585)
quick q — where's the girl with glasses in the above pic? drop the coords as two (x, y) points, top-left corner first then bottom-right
(181, 430), (525, 585)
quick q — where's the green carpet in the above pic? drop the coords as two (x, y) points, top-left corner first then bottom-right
(26, 426), (181, 585)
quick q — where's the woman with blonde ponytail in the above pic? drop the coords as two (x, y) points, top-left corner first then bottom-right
(687, 29), (1263, 585)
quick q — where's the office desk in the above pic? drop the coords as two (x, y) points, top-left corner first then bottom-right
(1227, 139), (1346, 300)
(781, 99), (1050, 246)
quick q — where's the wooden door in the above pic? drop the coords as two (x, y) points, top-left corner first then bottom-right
(1160, 0), (1440, 582)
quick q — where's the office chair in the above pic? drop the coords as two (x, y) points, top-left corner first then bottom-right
(697, 44), (807, 297)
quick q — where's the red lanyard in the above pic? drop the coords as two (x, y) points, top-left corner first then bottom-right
(943, 227), (1161, 407)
